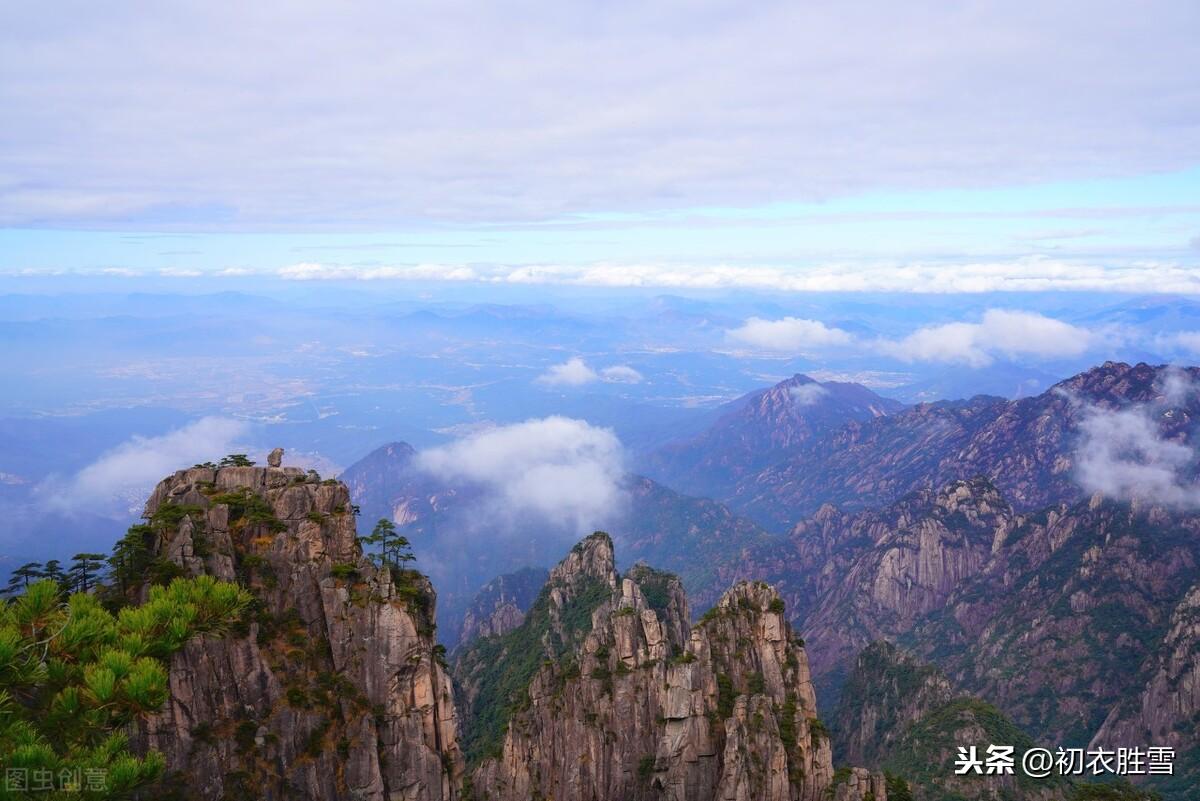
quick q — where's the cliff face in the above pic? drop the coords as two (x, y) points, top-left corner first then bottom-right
(455, 534), (880, 801)
(833, 641), (954, 768)
(800, 479), (1009, 695)
(834, 642), (1068, 801)
(456, 567), (549, 651)
(705, 471), (1200, 759)
(1091, 583), (1200, 795)
(134, 463), (462, 801)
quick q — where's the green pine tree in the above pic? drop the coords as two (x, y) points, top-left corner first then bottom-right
(0, 575), (251, 800)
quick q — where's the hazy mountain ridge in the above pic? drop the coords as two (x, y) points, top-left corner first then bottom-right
(683, 362), (1200, 530)
(642, 374), (903, 503)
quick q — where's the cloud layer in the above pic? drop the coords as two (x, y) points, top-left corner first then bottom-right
(879, 309), (1093, 367)
(12, 258), (1200, 295)
(51, 417), (250, 513)
(727, 317), (854, 351)
(537, 358), (644, 386)
(416, 417), (626, 531)
(2, 2), (1198, 228)
(726, 308), (1094, 367)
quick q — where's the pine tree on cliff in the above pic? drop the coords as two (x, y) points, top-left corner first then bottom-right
(360, 517), (416, 571)
(0, 576), (251, 800)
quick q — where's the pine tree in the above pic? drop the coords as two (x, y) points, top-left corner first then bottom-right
(5, 562), (44, 597)
(359, 518), (415, 570)
(68, 552), (107, 593)
(0, 575), (251, 799)
(218, 454), (254, 467)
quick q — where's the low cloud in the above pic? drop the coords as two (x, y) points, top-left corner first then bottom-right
(416, 416), (626, 531)
(1073, 370), (1200, 508)
(878, 309), (1092, 367)
(600, 365), (644, 384)
(789, 383), (830, 406)
(538, 358), (644, 386)
(537, 357), (599, 386)
(16, 258), (1200, 296)
(726, 317), (854, 351)
(49, 417), (251, 513)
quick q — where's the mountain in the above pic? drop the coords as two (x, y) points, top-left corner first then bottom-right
(698, 471), (1200, 799)
(834, 641), (1069, 801)
(452, 532), (885, 801)
(643, 374), (903, 504)
(339, 442), (776, 641)
(1090, 583), (1200, 796)
(130, 461), (462, 800)
(455, 566), (548, 651)
(729, 361), (1200, 530)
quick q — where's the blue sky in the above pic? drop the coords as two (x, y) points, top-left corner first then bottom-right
(1, 1), (1197, 292)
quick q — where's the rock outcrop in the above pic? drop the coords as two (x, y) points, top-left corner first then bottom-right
(1091, 583), (1200, 795)
(456, 566), (549, 651)
(133, 463), (462, 801)
(833, 641), (955, 768)
(454, 533), (884, 801)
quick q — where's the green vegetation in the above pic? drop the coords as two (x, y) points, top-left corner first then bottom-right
(458, 574), (611, 768)
(0, 576), (251, 799)
(1070, 781), (1162, 800)
(218, 454), (255, 467)
(358, 518), (416, 571)
(881, 698), (1068, 799)
(209, 488), (286, 533)
(716, 673), (735, 718)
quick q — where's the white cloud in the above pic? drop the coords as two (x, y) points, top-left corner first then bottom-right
(13, 258), (1200, 296)
(266, 258), (1200, 295)
(726, 316), (854, 351)
(601, 365), (644, 384)
(1075, 404), (1200, 509)
(49, 417), (251, 512)
(2, 3), (1197, 229)
(278, 262), (478, 281)
(789, 383), (830, 406)
(537, 357), (600, 386)
(879, 309), (1092, 367)
(415, 416), (626, 530)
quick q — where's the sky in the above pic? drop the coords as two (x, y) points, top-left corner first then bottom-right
(1, 0), (1198, 292)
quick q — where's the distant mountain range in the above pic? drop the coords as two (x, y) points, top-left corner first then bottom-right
(332, 361), (1200, 799)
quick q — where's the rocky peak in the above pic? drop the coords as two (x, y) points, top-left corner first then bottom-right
(549, 530), (619, 592)
(134, 461), (463, 801)
(456, 537), (884, 801)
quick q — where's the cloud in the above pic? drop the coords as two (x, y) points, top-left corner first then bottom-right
(600, 365), (644, 384)
(789, 383), (830, 406)
(726, 317), (854, 351)
(535, 358), (643, 386)
(278, 262), (479, 281)
(415, 416), (626, 530)
(878, 309), (1092, 367)
(13, 258), (1200, 295)
(1, 3), (1197, 229)
(49, 417), (251, 513)
(537, 357), (599, 386)
(1074, 405), (1200, 509)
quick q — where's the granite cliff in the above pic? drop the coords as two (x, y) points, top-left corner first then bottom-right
(454, 533), (884, 801)
(132, 461), (462, 801)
